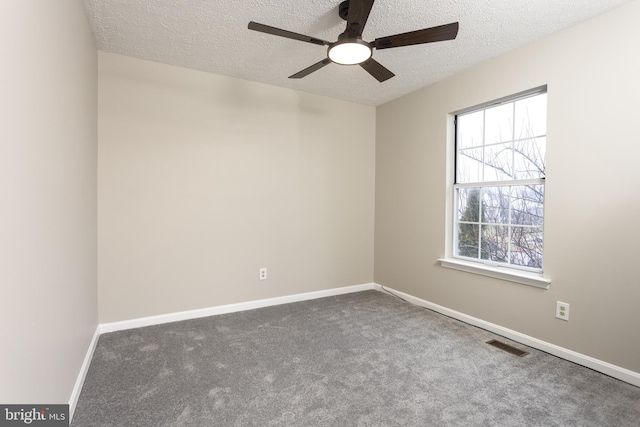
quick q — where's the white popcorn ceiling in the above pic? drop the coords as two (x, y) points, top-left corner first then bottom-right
(83, 0), (633, 106)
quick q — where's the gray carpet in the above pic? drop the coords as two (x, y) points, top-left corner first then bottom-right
(71, 290), (640, 426)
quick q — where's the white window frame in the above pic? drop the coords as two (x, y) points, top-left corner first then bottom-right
(439, 86), (551, 289)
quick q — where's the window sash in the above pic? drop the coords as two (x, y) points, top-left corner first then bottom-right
(453, 184), (544, 273)
(455, 88), (547, 186)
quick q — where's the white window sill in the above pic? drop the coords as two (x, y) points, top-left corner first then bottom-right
(438, 258), (551, 289)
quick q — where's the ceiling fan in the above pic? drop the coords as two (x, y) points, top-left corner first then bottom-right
(248, 0), (459, 83)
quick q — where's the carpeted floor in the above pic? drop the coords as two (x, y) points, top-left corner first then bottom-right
(71, 290), (640, 426)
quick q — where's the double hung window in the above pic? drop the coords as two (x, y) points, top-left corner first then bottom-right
(454, 89), (547, 272)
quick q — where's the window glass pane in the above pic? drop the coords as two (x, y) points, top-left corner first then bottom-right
(457, 223), (479, 258)
(515, 93), (547, 139)
(513, 137), (546, 180)
(481, 225), (509, 263)
(510, 227), (543, 268)
(457, 148), (483, 183)
(484, 143), (513, 181)
(482, 186), (510, 224)
(484, 103), (513, 144)
(457, 111), (484, 149)
(456, 188), (481, 222)
(511, 185), (544, 226)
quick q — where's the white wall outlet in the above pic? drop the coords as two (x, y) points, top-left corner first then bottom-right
(556, 301), (570, 321)
(259, 267), (267, 281)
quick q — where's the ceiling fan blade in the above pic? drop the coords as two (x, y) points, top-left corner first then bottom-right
(248, 22), (330, 46)
(346, 0), (376, 37)
(359, 58), (395, 82)
(374, 22), (459, 50)
(289, 58), (332, 79)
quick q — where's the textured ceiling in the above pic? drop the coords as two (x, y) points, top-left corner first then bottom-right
(84, 0), (632, 106)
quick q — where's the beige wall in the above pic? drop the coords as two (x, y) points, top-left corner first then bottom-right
(375, 1), (640, 372)
(0, 1), (98, 403)
(98, 53), (375, 323)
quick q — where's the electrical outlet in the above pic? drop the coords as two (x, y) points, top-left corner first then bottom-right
(556, 301), (570, 321)
(259, 268), (267, 281)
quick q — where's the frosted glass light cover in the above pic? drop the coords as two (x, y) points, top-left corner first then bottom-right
(328, 42), (372, 65)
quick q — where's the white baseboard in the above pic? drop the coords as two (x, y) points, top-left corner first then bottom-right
(69, 326), (100, 421)
(374, 284), (640, 388)
(99, 283), (376, 334)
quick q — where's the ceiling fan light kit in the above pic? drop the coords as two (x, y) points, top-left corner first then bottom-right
(328, 38), (372, 65)
(249, 0), (459, 82)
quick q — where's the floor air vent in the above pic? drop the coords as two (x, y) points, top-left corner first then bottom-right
(486, 339), (529, 357)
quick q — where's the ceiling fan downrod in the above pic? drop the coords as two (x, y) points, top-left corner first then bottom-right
(338, 1), (350, 21)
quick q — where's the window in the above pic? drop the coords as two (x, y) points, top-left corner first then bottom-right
(453, 89), (547, 274)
